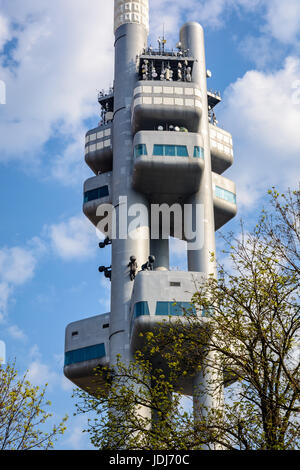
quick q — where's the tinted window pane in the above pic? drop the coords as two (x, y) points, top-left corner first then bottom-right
(156, 301), (196, 316)
(98, 185), (109, 198)
(155, 302), (170, 315)
(176, 145), (189, 157)
(134, 301), (150, 319)
(153, 144), (164, 156)
(131, 301), (150, 336)
(134, 144), (148, 158)
(215, 186), (236, 204)
(165, 145), (176, 156)
(84, 185), (109, 203)
(64, 343), (106, 366)
(193, 146), (204, 158)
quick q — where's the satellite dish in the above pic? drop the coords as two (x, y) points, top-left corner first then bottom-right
(207, 69), (212, 78)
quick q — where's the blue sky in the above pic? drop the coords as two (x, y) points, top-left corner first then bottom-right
(0, 0), (299, 449)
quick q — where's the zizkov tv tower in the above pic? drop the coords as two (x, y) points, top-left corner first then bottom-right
(64, 0), (237, 434)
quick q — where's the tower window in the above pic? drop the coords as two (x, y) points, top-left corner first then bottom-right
(133, 301), (150, 319)
(155, 301), (196, 316)
(84, 185), (109, 203)
(215, 186), (236, 204)
(193, 146), (204, 158)
(130, 301), (150, 336)
(64, 343), (106, 366)
(134, 144), (148, 158)
(153, 145), (189, 157)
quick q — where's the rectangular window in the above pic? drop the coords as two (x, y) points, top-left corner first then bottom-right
(165, 145), (176, 156)
(133, 301), (150, 319)
(64, 343), (106, 366)
(130, 301), (150, 336)
(155, 301), (196, 316)
(153, 145), (188, 157)
(143, 96), (152, 104)
(84, 185), (109, 203)
(215, 186), (236, 204)
(163, 97), (174, 105)
(193, 146), (204, 158)
(185, 99), (194, 107)
(153, 144), (164, 156)
(89, 133), (97, 142)
(176, 145), (189, 157)
(174, 87), (183, 94)
(134, 144), (148, 158)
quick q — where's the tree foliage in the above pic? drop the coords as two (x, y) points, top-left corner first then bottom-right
(0, 362), (68, 450)
(74, 188), (300, 450)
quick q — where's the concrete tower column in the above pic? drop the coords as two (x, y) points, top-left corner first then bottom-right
(180, 23), (216, 276)
(180, 23), (223, 439)
(110, 1), (150, 365)
(110, 0), (151, 428)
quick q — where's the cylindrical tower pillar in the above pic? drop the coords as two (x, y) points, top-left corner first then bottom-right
(180, 23), (222, 438)
(110, 1), (150, 366)
(180, 23), (216, 276)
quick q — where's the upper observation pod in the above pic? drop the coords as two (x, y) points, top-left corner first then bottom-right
(114, 0), (149, 33)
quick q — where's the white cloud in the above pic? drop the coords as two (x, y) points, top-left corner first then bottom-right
(26, 347), (63, 391)
(7, 324), (27, 341)
(150, 0), (261, 39)
(264, 0), (300, 44)
(0, 212), (103, 320)
(0, 246), (37, 285)
(220, 56), (300, 207)
(0, 282), (12, 322)
(0, 0), (114, 181)
(63, 415), (93, 450)
(0, 242), (40, 319)
(47, 214), (101, 261)
(26, 359), (59, 389)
